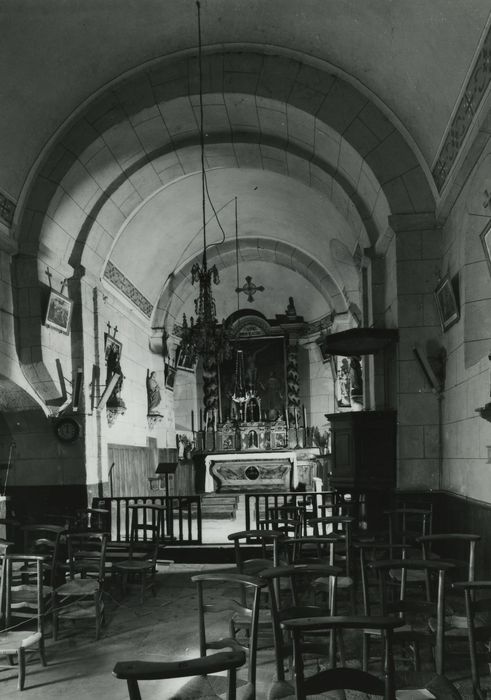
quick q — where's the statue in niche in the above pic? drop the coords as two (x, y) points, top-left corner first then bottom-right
(106, 340), (124, 407)
(146, 370), (162, 415)
(285, 296), (297, 318)
(337, 357), (351, 407)
(349, 356), (363, 409)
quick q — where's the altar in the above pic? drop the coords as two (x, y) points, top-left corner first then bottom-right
(205, 451), (298, 492)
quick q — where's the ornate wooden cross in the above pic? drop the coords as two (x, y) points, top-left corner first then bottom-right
(235, 275), (264, 303)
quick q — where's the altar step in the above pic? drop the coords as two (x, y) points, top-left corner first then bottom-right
(200, 494), (239, 520)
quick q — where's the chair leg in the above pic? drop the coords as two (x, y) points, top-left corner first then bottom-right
(140, 572), (145, 604)
(39, 637), (47, 667)
(95, 591), (102, 641)
(362, 633), (369, 671)
(17, 648), (26, 691)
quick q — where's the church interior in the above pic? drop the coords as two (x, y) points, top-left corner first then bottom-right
(0, 1), (491, 698)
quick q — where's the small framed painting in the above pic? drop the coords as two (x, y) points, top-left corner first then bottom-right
(434, 274), (460, 331)
(165, 363), (176, 391)
(480, 220), (491, 275)
(176, 344), (196, 372)
(45, 290), (73, 334)
(104, 333), (123, 364)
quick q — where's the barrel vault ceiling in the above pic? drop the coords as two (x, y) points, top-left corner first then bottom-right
(2, 1), (490, 328)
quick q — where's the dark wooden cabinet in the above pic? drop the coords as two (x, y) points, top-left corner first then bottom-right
(326, 410), (396, 490)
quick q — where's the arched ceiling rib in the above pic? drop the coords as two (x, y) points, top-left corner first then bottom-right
(2, 2), (490, 201)
(16, 49), (432, 335)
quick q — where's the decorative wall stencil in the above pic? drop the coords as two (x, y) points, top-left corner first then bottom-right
(104, 261), (153, 318)
(0, 192), (15, 226)
(432, 26), (491, 192)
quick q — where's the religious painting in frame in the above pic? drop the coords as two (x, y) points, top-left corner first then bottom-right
(175, 344), (196, 372)
(104, 333), (123, 364)
(44, 290), (73, 334)
(165, 362), (176, 391)
(434, 274), (460, 331)
(480, 220), (491, 276)
(335, 355), (351, 408)
(219, 337), (286, 423)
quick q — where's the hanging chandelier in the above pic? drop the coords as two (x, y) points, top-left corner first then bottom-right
(178, 1), (225, 363)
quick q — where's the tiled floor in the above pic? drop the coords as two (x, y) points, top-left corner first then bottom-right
(0, 561), (486, 699)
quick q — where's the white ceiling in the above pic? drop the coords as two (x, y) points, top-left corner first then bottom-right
(1, 0), (490, 201)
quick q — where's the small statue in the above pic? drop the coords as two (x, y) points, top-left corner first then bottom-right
(146, 370), (162, 414)
(286, 296), (297, 318)
(106, 341), (124, 406)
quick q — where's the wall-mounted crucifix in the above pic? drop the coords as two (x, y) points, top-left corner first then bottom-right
(235, 275), (264, 303)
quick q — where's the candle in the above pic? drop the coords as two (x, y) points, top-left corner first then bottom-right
(285, 409), (289, 430)
(191, 410), (194, 433)
(294, 409), (298, 430)
(199, 409), (203, 431)
(303, 404), (307, 429)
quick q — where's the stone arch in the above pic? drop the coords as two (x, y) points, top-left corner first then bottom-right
(151, 236), (347, 332)
(12, 48), (435, 399)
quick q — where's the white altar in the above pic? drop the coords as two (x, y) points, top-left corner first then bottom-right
(205, 451), (299, 492)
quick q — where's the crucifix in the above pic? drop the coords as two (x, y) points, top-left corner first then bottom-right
(235, 275), (264, 303)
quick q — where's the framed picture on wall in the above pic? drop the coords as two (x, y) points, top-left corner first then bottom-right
(434, 274), (460, 331)
(104, 333), (123, 364)
(175, 344), (196, 372)
(44, 290), (73, 334)
(480, 220), (491, 275)
(165, 362), (176, 391)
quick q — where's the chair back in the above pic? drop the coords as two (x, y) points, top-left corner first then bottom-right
(128, 503), (164, 545)
(1, 554), (45, 633)
(191, 571), (266, 695)
(22, 524), (66, 587)
(260, 562), (340, 683)
(308, 515), (355, 578)
(386, 507), (432, 548)
(369, 557), (455, 675)
(452, 580), (491, 698)
(283, 534), (340, 567)
(282, 615), (403, 700)
(419, 533), (480, 586)
(227, 529), (285, 572)
(66, 531), (107, 584)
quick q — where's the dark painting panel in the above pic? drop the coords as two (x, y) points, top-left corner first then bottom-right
(219, 337), (286, 422)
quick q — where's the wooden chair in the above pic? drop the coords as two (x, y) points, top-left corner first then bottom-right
(308, 515), (357, 613)
(112, 510), (164, 603)
(0, 554), (47, 690)
(113, 649), (246, 700)
(367, 558), (455, 677)
(260, 562), (340, 697)
(53, 531), (107, 640)
(452, 580), (491, 699)
(283, 615), (403, 699)
(22, 523), (66, 588)
(387, 507), (433, 549)
(189, 571), (266, 700)
(227, 529), (286, 576)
